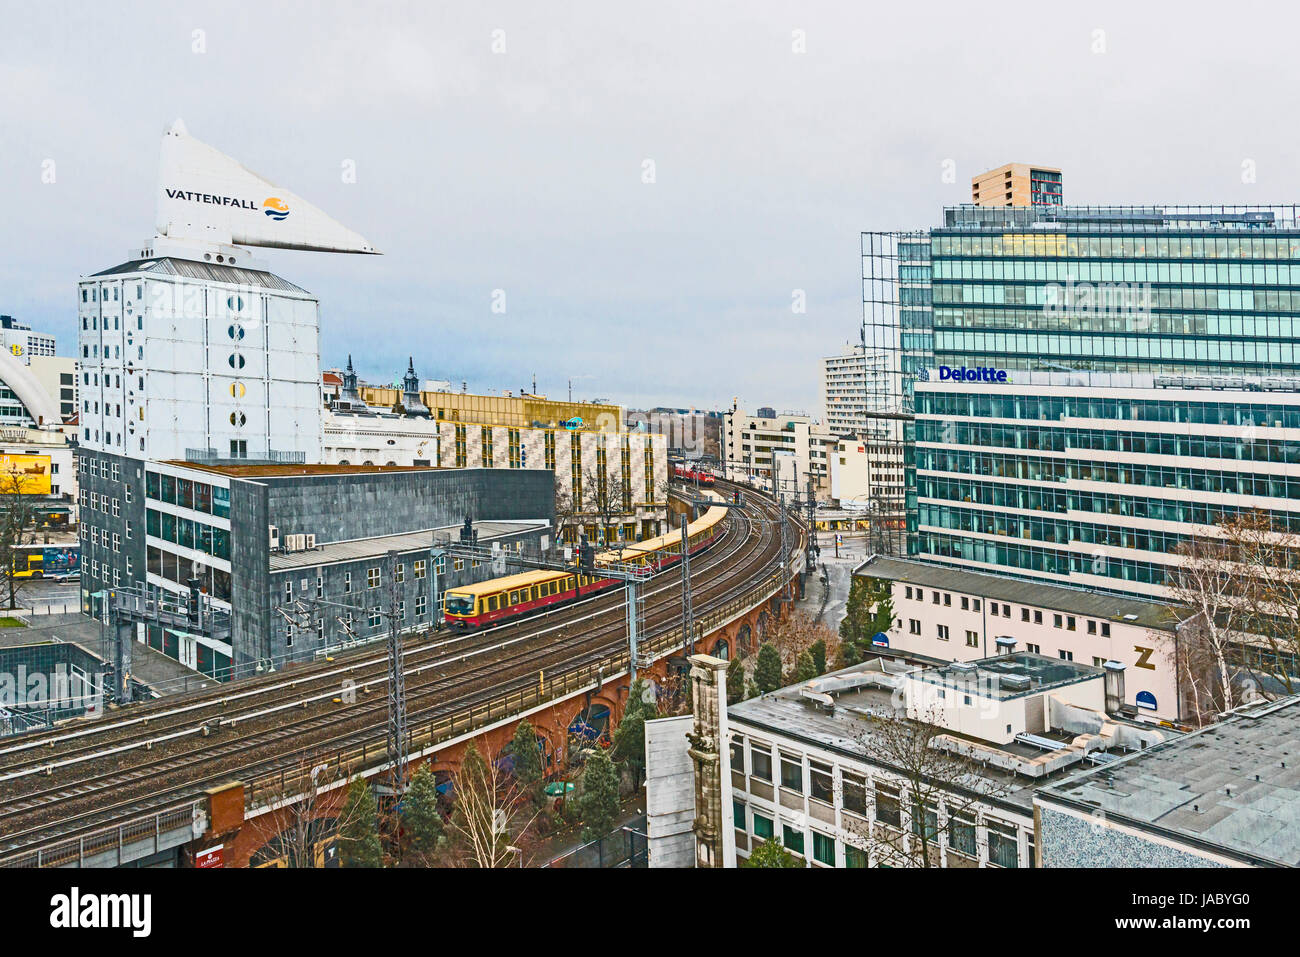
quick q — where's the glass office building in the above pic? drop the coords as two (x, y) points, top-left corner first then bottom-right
(863, 205), (1300, 598)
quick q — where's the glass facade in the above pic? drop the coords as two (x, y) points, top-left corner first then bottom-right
(913, 383), (1300, 595)
(864, 205), (1300, 597)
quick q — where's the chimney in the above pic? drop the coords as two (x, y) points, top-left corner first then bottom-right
(994, 636), (1016, 656)
(1103, 661), (1126, 715)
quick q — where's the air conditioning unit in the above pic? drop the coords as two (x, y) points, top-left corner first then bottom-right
(305, 533), (316, 549)
(269, 525), (279, 548)
(287, 534), (305, 551)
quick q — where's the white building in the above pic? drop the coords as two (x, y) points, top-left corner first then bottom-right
(0, 315), (57, 366)
(75, 120), (379, 465)
(722, 410), (837, 501)
(821, 342), (888, 435)
(76, 249), (323, 463)
(648, 649), (1169, 868)
(856, 556), (1182, 721)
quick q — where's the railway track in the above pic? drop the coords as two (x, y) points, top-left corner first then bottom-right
(0, 482), (801, 864)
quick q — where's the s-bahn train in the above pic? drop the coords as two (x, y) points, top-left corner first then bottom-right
(671, 463), (715, 486)
(442, 498), (729, 629)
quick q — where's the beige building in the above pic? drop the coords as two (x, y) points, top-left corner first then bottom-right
(971, 163), (1063, 207)
(352, 384), (624, 433)
(722, 410), (837, 501)
(28, 356), (79, 427)
(322, 409), (670, 543)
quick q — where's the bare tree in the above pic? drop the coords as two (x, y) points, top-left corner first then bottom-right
(553, 484), (581, 549)
(1220, 511), (1300, 697)
(582, 463), (631, 546)
(1165, 525), (1256, 721)
(849, 703), (1007, 868)
(0, 467), (38, 610)
(445, 743), (542, 868)
(755, 610), (841, 683)
(247, 755), (376, 868)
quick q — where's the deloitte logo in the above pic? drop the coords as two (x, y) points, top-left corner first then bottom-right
(937, 365), (1008, 384)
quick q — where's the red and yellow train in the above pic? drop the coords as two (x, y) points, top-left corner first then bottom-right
(442, 497), (728, 628)
(671, 463), (715, 486)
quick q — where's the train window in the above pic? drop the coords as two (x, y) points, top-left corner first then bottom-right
(487, 596), (498, 611)
(509, 590), (520, 604)
(532, 586), (541, 600)
(565, 576), (575, 590)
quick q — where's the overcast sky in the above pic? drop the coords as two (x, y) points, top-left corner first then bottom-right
(2, 0), (1295, 414)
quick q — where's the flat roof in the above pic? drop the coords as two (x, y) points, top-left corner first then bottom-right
(915, 652), (1102, 700)
(90, 257), (309, 294)
(269, 520), (549, 571)
(1037, 696), (1300, 866)
(165, 460), (445, 479)
(856, 556), (1176, 632)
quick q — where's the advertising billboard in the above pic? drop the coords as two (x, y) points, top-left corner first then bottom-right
(0, 454), (51, 495)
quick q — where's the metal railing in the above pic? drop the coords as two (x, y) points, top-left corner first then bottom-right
(1, 802), (198, 869)
(243, 551), (799, 812)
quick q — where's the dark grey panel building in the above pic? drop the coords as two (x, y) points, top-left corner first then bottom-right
(77, 451), (553, 677)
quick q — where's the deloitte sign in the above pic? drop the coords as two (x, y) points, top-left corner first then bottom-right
(935, 365), (1008, 384)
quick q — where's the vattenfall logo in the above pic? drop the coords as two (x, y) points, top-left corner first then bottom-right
(163, 188), (289, 221)
(262, 196), (290, 221)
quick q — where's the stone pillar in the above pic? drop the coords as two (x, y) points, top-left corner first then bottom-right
(687, 653), (735, 868)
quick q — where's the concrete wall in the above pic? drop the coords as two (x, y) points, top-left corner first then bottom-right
(1037, 803), (1230, 868)
(646, 715), (697, 868)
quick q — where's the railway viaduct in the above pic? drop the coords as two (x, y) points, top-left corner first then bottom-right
(0, 482), (805, 868)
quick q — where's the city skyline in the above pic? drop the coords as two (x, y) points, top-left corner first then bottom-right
(3, 0), (1296, 411)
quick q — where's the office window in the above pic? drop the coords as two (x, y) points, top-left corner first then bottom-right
(949, 813), (977, 858)
(972, 599), (981, 612)
(960, 596), (969, 610)
(1101, 623), (1110, 637)
(965, 630), (978, 647)
(875, 785), (901, 829)
(845, 845), (868, 868)
(937, 624), (949, 641)
(809, 761), (833, 803)
(1087, 620), (1097, 635)
(751, 749), (772, 782)
(842, 773), (867, 815)
(987, 821), (1019, 868)
(343, 571), (351, 593)
(812, 832), (835, 866)
(1026, 643), (1041, 654)
(752, 812), (774, 841)
(1022, 608), (1030, 622)
(733, 800), (746, 832)
(1067, 616), (1077, 631)
(729, 739), (744, 773)
(909, 619), (921, 635)
(782, 824), (804, 856)
(1034, 610), (1043, 624)
(943, 593), (951, 606)
(414, 559), (426, 579)
(1053, 614), (1063, 629)
(367, 567), (380, 588)
(1059, 650), (1074, 661)
(780, 753), (803, 792)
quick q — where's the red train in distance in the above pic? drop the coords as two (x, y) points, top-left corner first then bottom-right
(671, 463), (715, 486)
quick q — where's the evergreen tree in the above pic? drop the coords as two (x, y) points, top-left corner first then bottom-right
(809, 639), (827, 675)
(840, 577), (894, 660)
(338, 777), (383, 868)
(754, 642), (783, 694)
(401, 764), (444, 860)
(578, 748), (621, 842)
(726, 657), (745, 705)
(744, 678), (760, 700)
(744, 839), (802, 868)
(612, 681), (657, 785)
(509, 719), (544, 805)
(793, 650), (817, 683)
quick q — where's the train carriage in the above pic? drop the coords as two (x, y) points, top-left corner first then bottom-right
(442, 497), (729, 629)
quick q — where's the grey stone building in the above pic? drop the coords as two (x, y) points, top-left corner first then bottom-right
(77, 449), (553, 678)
